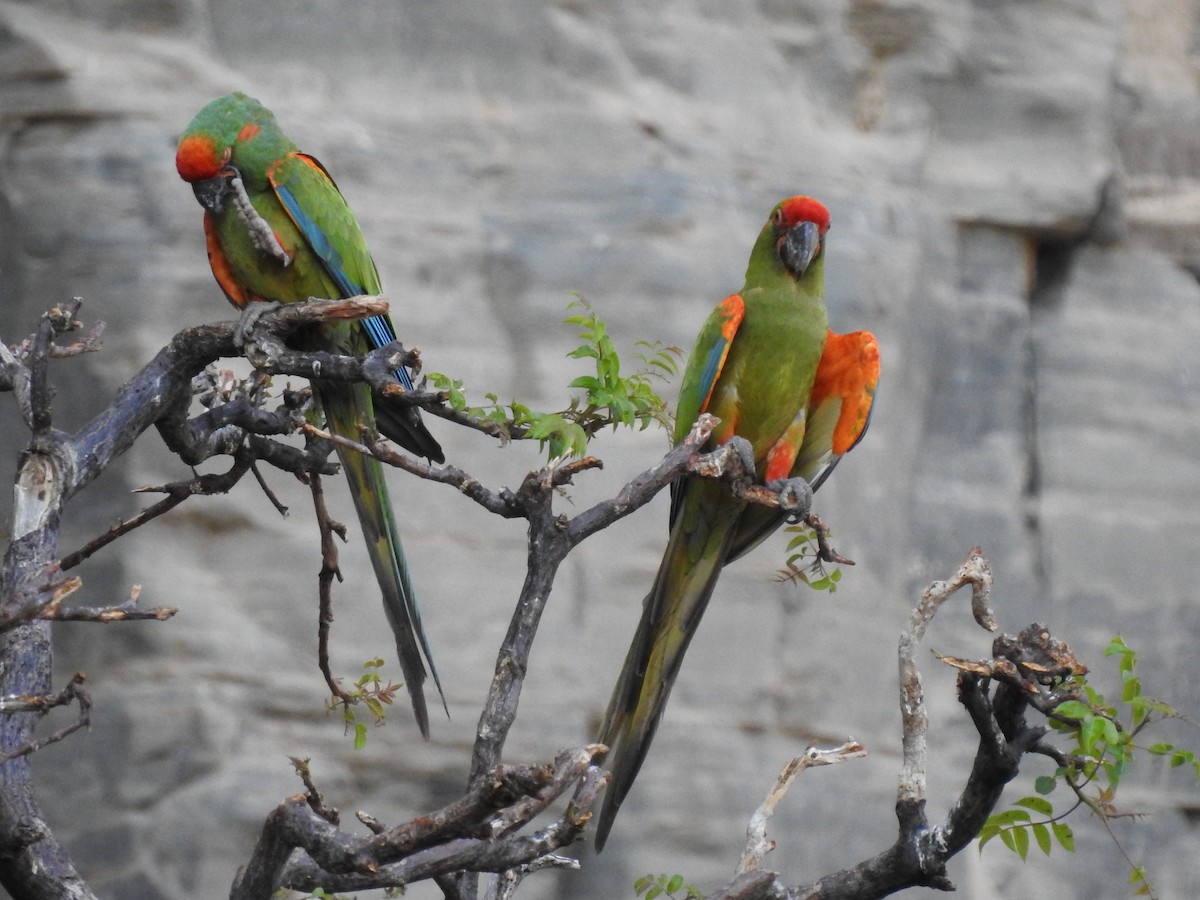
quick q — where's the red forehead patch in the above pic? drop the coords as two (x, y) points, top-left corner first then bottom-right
(776, 196), (831, 233)
(176, 134), (223, 183)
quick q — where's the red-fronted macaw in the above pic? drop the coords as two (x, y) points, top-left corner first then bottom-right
(176, 92), (445, 737)
(595, 197), (879, 848)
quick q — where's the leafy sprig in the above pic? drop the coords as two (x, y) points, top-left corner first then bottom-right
(979, 636), (1199, 898)
(427, 296), (681, 459)
(328, 658), (402, 750)
(633, 873), (702, 900)
(774, 523), (842, 593)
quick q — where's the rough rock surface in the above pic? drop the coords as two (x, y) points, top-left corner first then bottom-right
(1, 0), (1198, 897)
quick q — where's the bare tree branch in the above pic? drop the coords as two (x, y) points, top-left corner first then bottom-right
(0, 299), (1113, 900)
(60, 459), (259, 571)
(230, 747), (605, 899)
(897, 547), (996, 811)
(0, 298), (426, 898)
(738, 742), (868, 876)
(0, 673), (91, 765)
(688, 552), (1090, 900)
(308, 472), (356, 704)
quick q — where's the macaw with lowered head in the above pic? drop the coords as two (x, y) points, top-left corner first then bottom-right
(176, 92), (445, 737)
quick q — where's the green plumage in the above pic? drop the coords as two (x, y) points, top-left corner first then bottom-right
(177, 93), (444, 737)
(595, 197), (831, 848)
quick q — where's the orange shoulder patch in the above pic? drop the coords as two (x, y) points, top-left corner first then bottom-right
(716, 293), (744, 342)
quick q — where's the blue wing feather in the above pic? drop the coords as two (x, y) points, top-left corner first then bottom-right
(272, 167), (414, 391)
(273, 181), (363, 297)
(695, 338), (728, 415)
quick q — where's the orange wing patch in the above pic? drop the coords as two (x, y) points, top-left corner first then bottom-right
(204, 214), (250, 308)
(763, 421), (804, 482)
(810, 330), (880, 455)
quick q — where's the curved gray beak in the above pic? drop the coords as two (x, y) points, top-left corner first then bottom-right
(779, 220), (821, 278)
(191, 167), (237, 214)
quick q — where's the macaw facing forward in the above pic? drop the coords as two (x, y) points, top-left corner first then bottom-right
(595, 197), (879, 848)
(176, 93), (445, 737)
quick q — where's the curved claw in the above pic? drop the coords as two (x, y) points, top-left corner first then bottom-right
(234, 299), (284, 348)
(725, 435), (757, 476)
(765, 475), (813, 517)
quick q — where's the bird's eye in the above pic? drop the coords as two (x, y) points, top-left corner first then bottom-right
(771, 207), (786, 227)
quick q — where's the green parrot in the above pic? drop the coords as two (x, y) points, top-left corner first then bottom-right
(595, 196), (880, 849)
(176, 92), (446, 737)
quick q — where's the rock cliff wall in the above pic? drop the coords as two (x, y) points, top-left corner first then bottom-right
(1, 1), (1198, 897)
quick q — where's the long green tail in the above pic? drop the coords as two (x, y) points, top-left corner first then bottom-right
(595, 479), (742, 849)
(321, 384), (445, 738)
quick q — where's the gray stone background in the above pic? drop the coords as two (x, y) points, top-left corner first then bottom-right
(1, 0), (1199, 897)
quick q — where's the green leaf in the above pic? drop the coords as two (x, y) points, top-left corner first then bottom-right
(1099, 716), (1120, 746)
(987, 808), (1032, 826)
(1129, 866), (1150, 893)
(1011, 824), (1029, 860)
(1031, 822), (1052, 856)
(999, 828), (1018, 854)
(1121, 671), (1141, 702)
(1014, 796), (1053, 816)
(666, 874), (684, 894)
(1052, 821), (1075, 852)
(1081, 716), (1108, 752)
(1104, 635), (1130, 658)
(977, 824), (1001, 851)
(1034, 775), (1058, 795)
(1054, 700), (1091, 720)
(353, 721), (368, 751)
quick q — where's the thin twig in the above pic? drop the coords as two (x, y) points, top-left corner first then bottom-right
(309, 473), (353, 704)
(46, 319), (105, 358)
(897, 547), (995, 808)
(289, 757), (340, 824)
(59, 492), (188, 571)
(802, 512), (855, 566)
(737, 741), (868, 875)
(43, 585), (176, 622)
(250, 462), (289, 516)
(59, 458), (256, 571)
(0, 673), (91, 765)
(305, 423), (526, 519)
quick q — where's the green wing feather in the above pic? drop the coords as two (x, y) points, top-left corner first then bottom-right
(178, 94), (445, 736)
(595, 197), (834, 849)
(269, 154), (444, 460)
